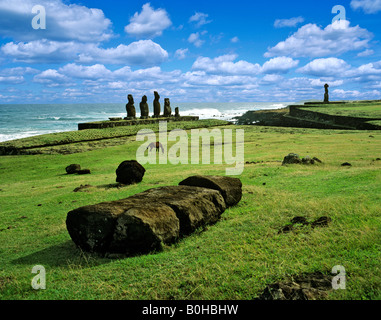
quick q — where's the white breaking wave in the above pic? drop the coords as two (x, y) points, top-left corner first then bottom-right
(0, 102), (293, 143)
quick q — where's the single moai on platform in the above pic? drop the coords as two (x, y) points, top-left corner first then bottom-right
(324, 83), (329, 103)
(153, 91), (161, 118)
(163, 98), (172, 117)
(175, 107), (180, 117)
(140, 95), (149, 119)
(126, 94), (136, 119)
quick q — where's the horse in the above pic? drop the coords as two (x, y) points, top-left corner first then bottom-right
(146, 141), (164, 153)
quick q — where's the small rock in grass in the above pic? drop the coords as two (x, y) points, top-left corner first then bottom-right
(311, 216), (332, 228)
(291, 216), (309, 225)
(341, 162), (352, 167)
(278, 224), (294, 234)
(76, 169), (91, 175)
(66, 164), (81, 174)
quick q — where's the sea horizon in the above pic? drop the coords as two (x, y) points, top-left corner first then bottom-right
(0, 101), (295, 143)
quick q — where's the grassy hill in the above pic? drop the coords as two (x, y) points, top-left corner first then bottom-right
(236, 100), (381, 130)
(0, 122), (380, 300)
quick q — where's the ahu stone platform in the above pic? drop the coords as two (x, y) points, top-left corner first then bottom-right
(78, 116), (199, 130)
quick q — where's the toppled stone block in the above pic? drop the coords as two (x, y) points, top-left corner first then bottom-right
(129, 185), (226, 236)
(66, 199), (179, 255)
(179, 175), (242, 207)
(66, 178), (235, 255)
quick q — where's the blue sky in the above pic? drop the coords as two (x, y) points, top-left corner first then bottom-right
(0, 0), (381, 103)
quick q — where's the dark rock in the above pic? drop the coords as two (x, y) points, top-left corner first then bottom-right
(312, 157), (322, 163)
(311, 216), (332, 228)
(258, 272), (331, 300)
(179, 175), (242, 207)
(341, 162), (352, 167)
(278, 224), (293, 234)
(76, 169), (91, 175)
(66, 164), (81, 174)
(175, 107), (180, 117)
(73, 184), (93, 192)
(376, 158), (381, 161)
(153, 91), (161, 118)
(116, 160), (145, 185)
(291, 216), (309, 225)
(302, 156), (315, 165)
(282, 153), (301, 165)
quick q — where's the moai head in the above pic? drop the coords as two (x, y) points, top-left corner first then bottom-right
(128, 94), (134, 104)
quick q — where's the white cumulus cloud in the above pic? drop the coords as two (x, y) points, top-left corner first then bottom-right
(261, 56), (299, 74)
(0, 0), (113, 42)
(351, 0), (381, 13)
(192, 54), (261, 75)
(124, 3), (172, 38)
(265, 21), (373, 58)
(274, 16), (304, 28)
(297, 58), (351, 76)
(189, 12), (212, 27)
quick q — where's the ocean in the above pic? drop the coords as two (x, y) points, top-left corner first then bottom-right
(0, 102), (292, 143)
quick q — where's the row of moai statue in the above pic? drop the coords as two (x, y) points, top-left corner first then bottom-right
(126, 91), (180, 120)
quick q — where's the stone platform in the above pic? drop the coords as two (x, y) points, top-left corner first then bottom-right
(78, 116), (199, 130)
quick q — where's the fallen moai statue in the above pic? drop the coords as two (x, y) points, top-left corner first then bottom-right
(66, 175), (242, 256)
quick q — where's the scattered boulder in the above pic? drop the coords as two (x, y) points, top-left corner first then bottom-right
(179, 175), (242, 207)
(116, 160), (145, 185)
(283, 153), (322, 165)
(311, 216), (332, 228)
(77, 169), (91, 175)
(257, 272), (332, 300)
(278, 216), (331, 234)
(73, 184), (94, 192)
(66, 164), (81, 174)
(66, 176), (241, 255)
(341, 162), (352, 167)
(278, 224), (294, 234)
(302, 156), (315, 165)
(282, 153), (302, 165)
(290, 216), (309, 225)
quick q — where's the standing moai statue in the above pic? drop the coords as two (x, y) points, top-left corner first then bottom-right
(163, 98), (172, 117)
(126, 94), (136, 119)
(153, 91), (161, 118)
(175, 107), (180, 117)
(324, 84), (329, 103)
(140, 95), (149, 119)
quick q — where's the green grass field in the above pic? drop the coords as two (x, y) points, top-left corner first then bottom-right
(300, 102), (381, 119)
(0, 124), (380, 300)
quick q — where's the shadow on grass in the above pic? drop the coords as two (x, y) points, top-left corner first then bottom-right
(11, 240), (111, 268)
